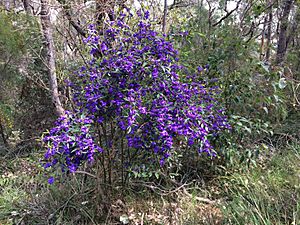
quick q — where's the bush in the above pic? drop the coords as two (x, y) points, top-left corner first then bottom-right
(42, 10), (229, 184)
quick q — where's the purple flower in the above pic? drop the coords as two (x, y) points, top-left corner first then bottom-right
(152, 68), (158, 78)
(145, 11), (150, 19)
(101, 42), (108, 51)
(118, 120), (126, 130)
(48, 177), (55, 184)
(197, 66), (203, 72)
(81, 126), (88, 133)
(42, 10), (230, 181)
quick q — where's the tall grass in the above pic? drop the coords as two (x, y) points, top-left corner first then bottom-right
(221, 142), (300, 225)
(1, 143), (299, 224)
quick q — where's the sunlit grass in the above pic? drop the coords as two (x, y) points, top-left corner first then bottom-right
(221, 142), (300, 225)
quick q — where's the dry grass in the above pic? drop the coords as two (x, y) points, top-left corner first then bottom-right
(107, 189), (224, 225)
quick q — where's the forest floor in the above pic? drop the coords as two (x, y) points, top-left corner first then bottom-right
(0, 118), (299, 224)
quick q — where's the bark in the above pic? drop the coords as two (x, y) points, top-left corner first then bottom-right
(40, 0), (65, 117)
(22, 0), (32, 13)
(95, 0), (114, 27)
(0, 119), (8, 147)
(207, 0), (215, 33)
(286, 6), (300, 48)
(212, 0), (242, 27)
(168, 0), (192, 10)
(276, 0), (294, 64)
(260, 16), (267, 60)
(162, 0), (168, 33)
(57, 0), (87, 37)
(265, 5), (273, 61)
(95, 0), (126, 25)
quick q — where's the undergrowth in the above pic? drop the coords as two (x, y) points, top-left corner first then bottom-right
(221, 141), (300, 225)
(0, 140), (299, 224)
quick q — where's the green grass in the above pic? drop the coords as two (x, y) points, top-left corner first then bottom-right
(221, 142), (300, 225)
(0, 141), (299, 224)
(0, 185), (28, 224)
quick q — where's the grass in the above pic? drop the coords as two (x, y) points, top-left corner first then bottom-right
(0, 141), (299, 224)
(220, 142), (300, 225)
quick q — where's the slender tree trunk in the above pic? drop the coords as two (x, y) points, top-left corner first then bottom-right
(276, 0), (294, 64)
(286, 7), (300, 48)
(0, 119), (8, 147)
(260, 16), (267, 60)
(265, 5), (273, 61)
(22, 0), (31, 13)
(57, 0), (87, 37)
(40, 0), (65, 117)
(162, 0), (168, 33)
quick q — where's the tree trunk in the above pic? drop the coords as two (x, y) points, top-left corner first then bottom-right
(286, 6), (300, 48)
(40, 0), (65, 117)
(22, 0), (31, 13)
(0, 119), (8, 147)
(265, 5), (273, 62)
(162, 0), (168, 33)
(260, 16), (267, 60)
(276, 0), (294, 64)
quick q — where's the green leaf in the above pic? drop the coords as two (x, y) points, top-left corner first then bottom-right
(278, 78), (287, 89)
(244, 127), (251, 134)
(259, 62), (269, 73)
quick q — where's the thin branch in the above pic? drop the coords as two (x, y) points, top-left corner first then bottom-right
(212, 0), (242, 27)
(168, 0), (193, 10)
(162, 0), (168, 33)
(73, 170), (97, 178)
(56, 0), (87, 37)
(182, 188), (217, 204)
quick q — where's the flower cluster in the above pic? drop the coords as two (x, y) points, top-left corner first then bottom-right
(42, 112), (102, 174)
(43, 9), (229, 179)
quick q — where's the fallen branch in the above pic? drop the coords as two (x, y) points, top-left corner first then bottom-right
(182, 188), (216, 204)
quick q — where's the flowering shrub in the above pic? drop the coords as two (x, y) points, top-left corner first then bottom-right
(42, 10), (229, 183)
(43, 112), (102, 173)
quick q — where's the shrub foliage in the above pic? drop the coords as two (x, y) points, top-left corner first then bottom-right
(42, 10), (229, 183)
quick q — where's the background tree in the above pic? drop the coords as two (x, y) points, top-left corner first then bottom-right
(276, 0), (295, 64)
(40, 0), (65, 116)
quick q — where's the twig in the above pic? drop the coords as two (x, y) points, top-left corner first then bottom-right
(56, 0), (87, 37)
(212, 0), (242, 27)
(104, 205), (112, 224)
(48, 192), (77, 222)
(73, 170), (97, 178)
(182, 188), (216, 204)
